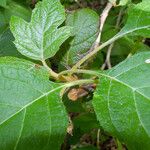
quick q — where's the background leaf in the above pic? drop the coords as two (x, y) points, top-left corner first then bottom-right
(0, 57), (68, 150)
(0, 0), (31, 34)
(0, 30), (22, 57)
(0, 0), (31, 58)
(61, 8), (99, 67)
(121, 1), (150, 37)
(10, 0), (72, 61)
(93, 52), (150, 150)
(0, 0), (7, 7)
(105, 1), (150, 48)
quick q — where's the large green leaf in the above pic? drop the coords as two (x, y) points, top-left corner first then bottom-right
(0, 57), (68, 150)
(10, 0), (72, 61)
(62, 8), (99, 67)
(93, 52), (150, 150)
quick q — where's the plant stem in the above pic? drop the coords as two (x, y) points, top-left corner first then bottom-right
(101, 8), (124, 70)
(58, 69), (99, 77)
(96, 2), (113, 47)
(97, 129), (101, 149)
(64, 79), (95, 90)
(62, 79), (95, 96)
(71, 24), (150, 71)
(116, 138), (123, 150)
(71, 37), (116, 71)
(81, 2), (113, 62)
(42, 60), (59, 79)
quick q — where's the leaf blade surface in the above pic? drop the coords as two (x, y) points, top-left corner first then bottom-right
(0, 57), (68, 150)
(93, 52), (150, 150)
(10, 0), (72, 61)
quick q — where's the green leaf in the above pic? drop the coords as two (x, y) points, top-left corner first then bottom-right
(0, 10), (8, 34)
(73, 113), (99, 133)
(118, 0), (130, 6)
(10, 0), (72, 61)
(120, 1), (150, 37)
(0, 57), (68, 150)
(0, 30), (22, 57)
(0, 0), (6, 7)
(0, 1), (31, 34)
(105, 1), (150, 47)
(62, 8), (99, 66)
(6, 0), (31, 22)
(93, 52), (150, 150)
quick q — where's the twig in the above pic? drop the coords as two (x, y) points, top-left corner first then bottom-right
(101, 43), (114, 69)
(70, 11), (149, 71)
(89, 2), (113, 53)
(71, 2), (113, 71)
(101, 8), (124, 70)
(97, 129), (101, 149)
(97, 2), (113, 46)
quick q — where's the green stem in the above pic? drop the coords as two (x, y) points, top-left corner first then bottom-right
(71, 35), (118, 71)
(65, 79), (95, 88)
(42, 60), (59, 79)
(71, 25), (150, 71)
(58, 69), (98, 77)
(60, 78), (96, 97)
(116, 138), (123, 150)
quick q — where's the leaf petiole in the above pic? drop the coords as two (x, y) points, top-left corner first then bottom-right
(58, 69), (99, 78)
(42, 60), (59, 79)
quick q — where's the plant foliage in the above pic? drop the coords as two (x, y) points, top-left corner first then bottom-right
(0, 0), (149, 149)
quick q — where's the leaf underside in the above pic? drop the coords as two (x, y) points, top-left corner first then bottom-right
(93, 52), (150, 150)
(0, 57), (68, 150)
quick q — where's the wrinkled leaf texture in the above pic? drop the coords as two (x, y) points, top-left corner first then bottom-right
(62, 8), (99, 66)
(10, 0), (72, 61)
(0, 57), (68, 150)
(93, 52), (150, 150)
